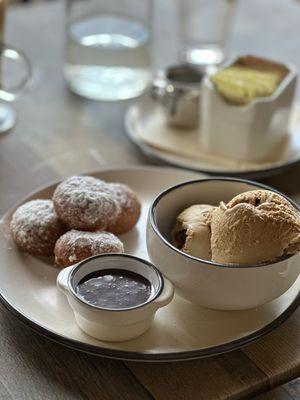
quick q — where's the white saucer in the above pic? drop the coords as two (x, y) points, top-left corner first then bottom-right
(0, 166), (299, 361)
(126, 97), (300, 179)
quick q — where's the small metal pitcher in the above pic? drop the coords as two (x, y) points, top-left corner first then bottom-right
(151, 64), (203, 129)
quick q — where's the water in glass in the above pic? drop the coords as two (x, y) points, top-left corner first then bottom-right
(180, 0), (237, 68)
(64, 14), (152, 101)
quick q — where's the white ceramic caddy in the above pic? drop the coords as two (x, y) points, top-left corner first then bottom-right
(57, 254), (174, 342)
(147, 177), (300, 310)
(200, 56), (297, 162)
(0, 167), (299, 361)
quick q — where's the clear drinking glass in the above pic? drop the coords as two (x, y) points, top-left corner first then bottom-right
(0, 43), (31, 133)
(180, 0), (237, 68)
(0, 0), (31, 133)
(64, 0), (153, 101)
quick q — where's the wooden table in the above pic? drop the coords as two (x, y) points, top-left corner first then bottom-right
(1, 1), (299, 399)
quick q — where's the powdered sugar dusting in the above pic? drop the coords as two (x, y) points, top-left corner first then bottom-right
(55, 229), (124, 267)
(107, 183), (141, 234)
(53, 176), (121, 230)
(109, 183), (139, 210)
(61, 229), (123, 251)
(10, 199), (66, 256)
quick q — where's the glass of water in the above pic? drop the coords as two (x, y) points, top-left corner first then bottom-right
(179, 0), (237, 68)
(64, 0), (153, 101)
(0, 0), (31, 133)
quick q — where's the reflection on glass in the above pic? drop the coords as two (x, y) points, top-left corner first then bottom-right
(64, 1), (153, 101)
(180, 0), (237, 68)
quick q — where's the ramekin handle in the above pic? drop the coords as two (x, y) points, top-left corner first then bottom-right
(153, 278), (174, 308)
(56, 266), (73, 295)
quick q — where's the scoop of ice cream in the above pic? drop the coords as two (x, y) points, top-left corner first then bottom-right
(172, 204), (215, 260)
(210, 190), (300, 264)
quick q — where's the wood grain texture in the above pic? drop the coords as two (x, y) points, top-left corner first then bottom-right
(126, 352), (270, 400)
(0, 306), (152, 400)
(243, 308), (300, 385)
(0, 0), (299, 399)
(252, 378), (300, 400)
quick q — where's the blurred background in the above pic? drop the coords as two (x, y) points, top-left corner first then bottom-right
(5, 0), (300, 98)
(1, 1), (300, 400)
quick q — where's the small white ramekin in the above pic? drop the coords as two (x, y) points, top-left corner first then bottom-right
(147, 178), (300, 310)
(57, 254), (174, 342)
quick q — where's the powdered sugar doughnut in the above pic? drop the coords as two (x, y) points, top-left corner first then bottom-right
(107, 183), (141, 234)
(54, 230), (124, 267)
(10, 199), (67, 256)
(52, 176), (120, 231)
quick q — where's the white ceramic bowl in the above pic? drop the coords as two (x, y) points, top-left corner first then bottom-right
(57, 254), (174, 342)
(147, 178), (300, 310)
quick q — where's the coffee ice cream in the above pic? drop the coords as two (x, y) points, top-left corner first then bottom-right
(210, 190), (300, 264)
(171, 189), (300, 265)
(171, 204), (214, 260)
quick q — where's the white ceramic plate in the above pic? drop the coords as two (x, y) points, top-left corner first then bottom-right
(126, 97), (300, 179)
(0, 166), (299, 361)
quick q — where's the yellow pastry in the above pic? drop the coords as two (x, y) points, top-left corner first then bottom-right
(211, 65), (282, 105)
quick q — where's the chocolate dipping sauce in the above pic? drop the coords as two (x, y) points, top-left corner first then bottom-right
(76, 269), (152, 309)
